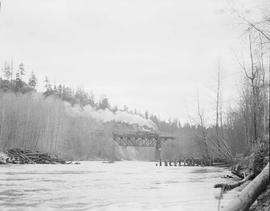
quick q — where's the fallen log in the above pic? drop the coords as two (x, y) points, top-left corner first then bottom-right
(231, 169), (245, 179)
(19, 152), (35, 164)
(222, 162), (269, 211)
(212, 162), (231, 168)
(214, 173), (254, 191)
(2, 148), (67, 164)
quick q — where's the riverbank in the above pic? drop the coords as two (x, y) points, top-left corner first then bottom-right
(217, 140), (270, 211)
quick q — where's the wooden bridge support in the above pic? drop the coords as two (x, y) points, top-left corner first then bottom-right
(154, 139), (161, 161)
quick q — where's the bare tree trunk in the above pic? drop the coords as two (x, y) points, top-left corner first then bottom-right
(219, 94), (224, 137)
(242, 32), (259, 146)
(196, 93), (209, 159)
(216, 64), (221, 139)
(249, 33), (258, 144)
(0, 109), (5, 149)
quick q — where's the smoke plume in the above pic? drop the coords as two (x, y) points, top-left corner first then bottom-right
(65, 103), (157, 130)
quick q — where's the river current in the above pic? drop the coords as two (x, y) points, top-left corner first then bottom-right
(0, 161), (238, 211)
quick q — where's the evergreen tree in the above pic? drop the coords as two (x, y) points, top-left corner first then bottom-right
(19, 63), (25, 78)
(15, 63), (25, 92)
(3, 61), (12, 81)
(28, 72), (37, 88)
(44, 76), (51, 90)
(44, 76), (53, 96)
(99, 97), (110, 110)
(112, 106), (118, 113)
(145, 111), (149, 119)
(123, 105), (128, 111)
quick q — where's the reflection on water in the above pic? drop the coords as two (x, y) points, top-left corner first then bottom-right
(0, 161), (238, 211)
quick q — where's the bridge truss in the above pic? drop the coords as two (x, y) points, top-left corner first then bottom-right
(112, 132), (174, 160)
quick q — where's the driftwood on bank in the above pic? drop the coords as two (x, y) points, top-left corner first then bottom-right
(231, 169), (245, 179)
(214, 173), (255, 191)
(222, 162), (269, 211)
(1, 148), (66, 164)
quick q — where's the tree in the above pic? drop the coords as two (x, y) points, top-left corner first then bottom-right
(215, 63), (221, 138)
(3, 61), (12, 81)
(145, 111), (149, 120)
(232, 2), (269, 150)
(123, 105), (128, 111)
(112, 106), (118, 113)
(44, 76), (53, 96)
(99, 97), (110, 110)
(28, 72), (37, 88)
(196, 94), (209, 159)
(237, 32), (268, 146)
(15, 63), (25, 92)
(19, 63), (25, 78)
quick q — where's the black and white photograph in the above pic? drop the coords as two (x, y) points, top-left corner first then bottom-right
(0, 0), (269, 210)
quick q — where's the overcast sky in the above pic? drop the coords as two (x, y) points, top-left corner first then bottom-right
(0, 0), (264, 123)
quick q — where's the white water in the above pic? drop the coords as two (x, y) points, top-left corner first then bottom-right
(0, 161), (238, 211)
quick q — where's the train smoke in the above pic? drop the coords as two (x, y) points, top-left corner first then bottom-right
(65, 103), (157, 130)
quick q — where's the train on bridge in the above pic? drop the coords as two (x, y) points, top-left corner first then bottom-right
(112, 131), (175, 161)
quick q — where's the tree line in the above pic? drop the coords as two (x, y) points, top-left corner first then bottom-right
(0, 1), (269, 161)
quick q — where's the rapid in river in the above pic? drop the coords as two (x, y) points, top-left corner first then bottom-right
(0, 161), (238, 211)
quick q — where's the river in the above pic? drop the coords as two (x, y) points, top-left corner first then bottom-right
(0, 161), (238, 211)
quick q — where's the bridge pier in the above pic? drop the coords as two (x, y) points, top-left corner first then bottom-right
(154, 139), (161, 161)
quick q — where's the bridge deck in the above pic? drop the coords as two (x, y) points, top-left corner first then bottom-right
(112, 132), (174, 147)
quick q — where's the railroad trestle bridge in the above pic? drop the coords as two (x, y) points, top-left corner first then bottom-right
(112, 132), (175, 161)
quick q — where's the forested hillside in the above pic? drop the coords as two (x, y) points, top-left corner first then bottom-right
(0, 51), (268, 162)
